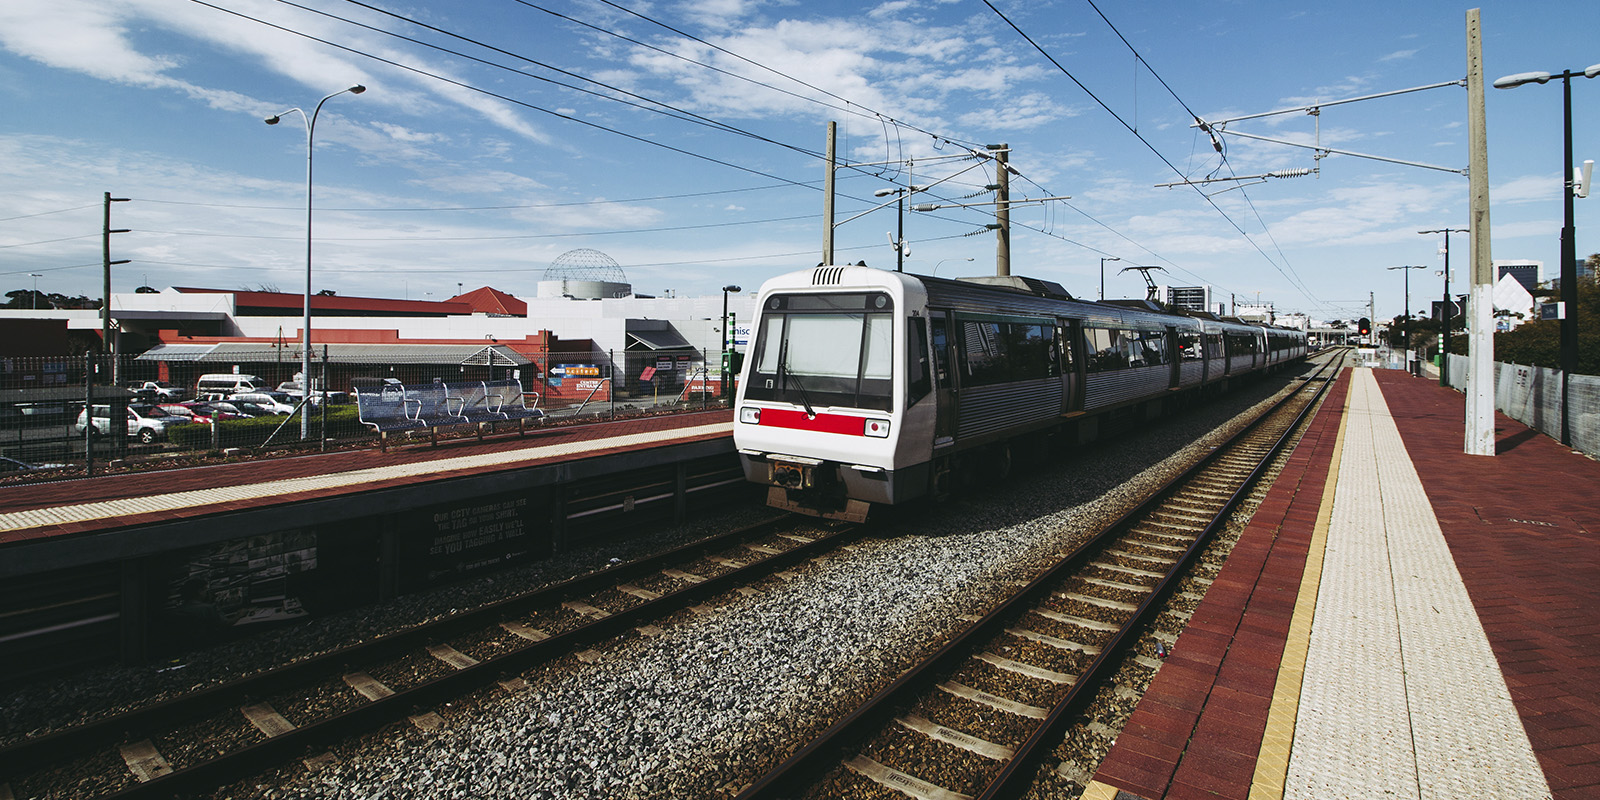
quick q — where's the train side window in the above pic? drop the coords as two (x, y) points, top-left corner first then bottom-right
(1009, 322), (1054, 379)
(1056, 324), (1076, 372)
(930, 315), (951, 387)
(960, 320), (1010, 385)
(1085, 327), (1131, 372)
(1178, 330), (1203, 359)
(907, 317), (931, 406)
(1133, 330), (1166, 367)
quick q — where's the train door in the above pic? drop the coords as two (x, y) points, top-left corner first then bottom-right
(1166, 326), (1181, 388)
(929, 310), (956, 445)
(1058, 319), (1083, 412)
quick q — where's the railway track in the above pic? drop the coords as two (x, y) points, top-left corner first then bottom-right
(735, 353), (1345, 799)
(0, 513), (854, 800)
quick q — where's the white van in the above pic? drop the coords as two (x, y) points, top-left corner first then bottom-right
(196, 373), (270, 399)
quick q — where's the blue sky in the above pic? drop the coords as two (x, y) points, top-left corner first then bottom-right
(0, 0), (1595, 321)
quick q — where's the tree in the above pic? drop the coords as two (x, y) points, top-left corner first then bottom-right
(4, 289), (46, 309)
(1493, 270), (1600, 374)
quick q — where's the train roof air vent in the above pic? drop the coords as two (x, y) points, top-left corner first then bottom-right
(812, 266), (846, 285)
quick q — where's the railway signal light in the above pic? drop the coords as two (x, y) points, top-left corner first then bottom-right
(1358, 317), (1371, 335)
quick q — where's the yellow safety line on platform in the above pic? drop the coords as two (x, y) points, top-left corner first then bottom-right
(0, 422), (731, 534)
(1079, 370), (1351, 800)
(1248, 372), (1348, 800)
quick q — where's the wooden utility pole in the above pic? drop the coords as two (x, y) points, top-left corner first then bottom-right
(822, 122), (836, 267)
(992, 144), (1011, 277)
(1465, 8), (1495, 456)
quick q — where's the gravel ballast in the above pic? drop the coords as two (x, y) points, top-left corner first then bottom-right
(1, 377), (1297, 800)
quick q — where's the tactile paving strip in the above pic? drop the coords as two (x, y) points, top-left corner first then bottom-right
(1284, 370), (1550, 800)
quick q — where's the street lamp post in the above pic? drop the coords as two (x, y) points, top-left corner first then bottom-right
(1495, 63), (1598, 446)
(1420, 228), (1466, 386)
(28, 274), (41, 309)
(1099, 257), (1120, 300)
(266, 84), (365, 441)
(934, 257), (973, 276)
(1388, 265), (1426, 373)
(721, 284), (742, 397)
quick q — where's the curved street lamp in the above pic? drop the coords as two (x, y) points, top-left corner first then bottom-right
(266, 84), (365, 441)
(1493, 62), (1598, 446)
(1099, 256), (1120, 300)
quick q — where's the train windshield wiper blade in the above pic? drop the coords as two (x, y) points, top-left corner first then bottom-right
(778, 338), (817, 418)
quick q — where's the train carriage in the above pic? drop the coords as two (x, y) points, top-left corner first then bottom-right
(734, 265), (1305, 521)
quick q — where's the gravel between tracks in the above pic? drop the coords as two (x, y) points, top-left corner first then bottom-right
(0, 378), (1292, 800)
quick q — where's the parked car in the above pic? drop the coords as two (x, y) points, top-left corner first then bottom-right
(227, 392), (296, 415)
(279, 382), (350, 406)
(196, 373), (270, 398)
(127, 381), (187, 401)
(75, 404), (189, 443)
(216, 401), (278, 418)
(162, 402), (243, 425)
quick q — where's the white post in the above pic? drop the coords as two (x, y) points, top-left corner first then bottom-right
(1465, 9), (1496, 456)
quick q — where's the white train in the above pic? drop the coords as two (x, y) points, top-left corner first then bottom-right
(732, 265), (1307, 521)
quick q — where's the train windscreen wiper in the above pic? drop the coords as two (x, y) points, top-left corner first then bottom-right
(777, 338), (817, 418)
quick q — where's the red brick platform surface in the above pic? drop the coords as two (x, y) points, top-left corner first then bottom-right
(1091, 368), (1600, 800)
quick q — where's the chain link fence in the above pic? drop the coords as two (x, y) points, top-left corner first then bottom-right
(1442, 353), (1600, 457)
(1, 347), (734, 475)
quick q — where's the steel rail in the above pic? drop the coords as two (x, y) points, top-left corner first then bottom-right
(977, 352), (1343, 799)
(0, 513), (800, 781)
(735, 353), (1342, 798)
(101, 517), (861, 799)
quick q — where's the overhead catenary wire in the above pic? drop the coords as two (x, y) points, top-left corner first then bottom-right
(91, 0), (1271, 312)
(984, 0), (1334, 315)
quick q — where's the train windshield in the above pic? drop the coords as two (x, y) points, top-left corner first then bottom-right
(745, 292), (895, 412)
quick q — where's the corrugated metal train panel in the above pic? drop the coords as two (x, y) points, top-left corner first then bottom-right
(955, 379), (1062, 440)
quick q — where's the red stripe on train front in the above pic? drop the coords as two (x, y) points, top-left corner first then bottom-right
(758, 407), (869, 436)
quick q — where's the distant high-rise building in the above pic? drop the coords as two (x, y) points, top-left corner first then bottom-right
(1159, 285), (1212, 313)
(1492, 260), (1542, 293)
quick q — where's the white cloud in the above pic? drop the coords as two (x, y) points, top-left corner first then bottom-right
(0, 0), (552, 144)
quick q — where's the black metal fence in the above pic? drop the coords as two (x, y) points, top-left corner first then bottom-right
(0, 348), (734, 476)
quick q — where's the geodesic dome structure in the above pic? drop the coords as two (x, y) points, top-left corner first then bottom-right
(544, 248), (627, 284)
(536, 248), (633, 299)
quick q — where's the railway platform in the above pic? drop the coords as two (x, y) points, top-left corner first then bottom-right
(1085, 367), (1600, 800)
(0, 410), (740, 682)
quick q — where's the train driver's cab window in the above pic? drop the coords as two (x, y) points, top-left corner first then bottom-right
(746, 292), (895, 412)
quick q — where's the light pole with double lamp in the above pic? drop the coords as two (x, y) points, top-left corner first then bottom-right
(1494, 63), (1599, 446)
(266, 84), (365, 441)
(1388, 265), (1426, 373)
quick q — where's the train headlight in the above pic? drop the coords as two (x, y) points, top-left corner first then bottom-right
(739, 407), (761, 424)
(864, 419), (890, 438)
